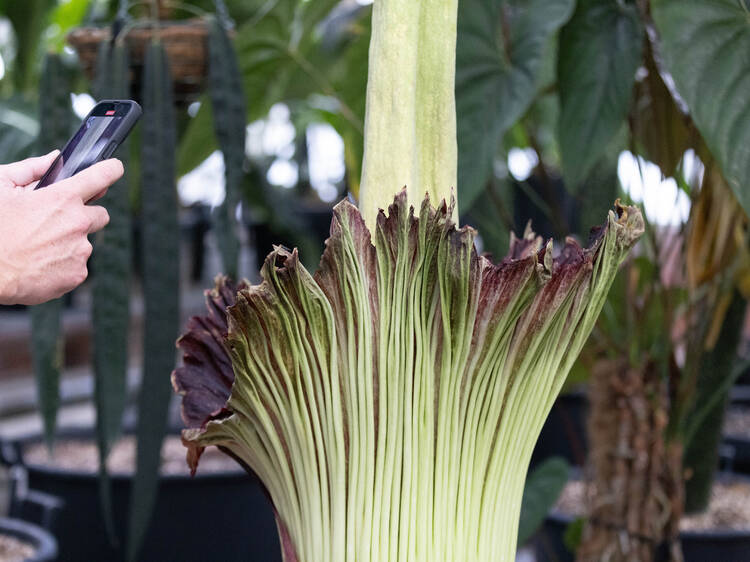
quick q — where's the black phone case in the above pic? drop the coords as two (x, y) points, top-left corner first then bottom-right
(35, 99), (142, 190)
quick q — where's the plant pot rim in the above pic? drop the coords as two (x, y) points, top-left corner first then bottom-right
(0, 516), (58, 561)
(2, 428), (250, 483)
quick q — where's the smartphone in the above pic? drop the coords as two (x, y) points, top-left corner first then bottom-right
(35, 99), (142, 190)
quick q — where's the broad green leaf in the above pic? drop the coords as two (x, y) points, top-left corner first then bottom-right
(557, 0), (643, 186)
(456, 0), (574, 209)
(651, 0), (750, 216)
(175, 194), (643, 561)
(128, 41), (180, 562)
(518, 457), (570, 545)
(177, 0), (354, 177)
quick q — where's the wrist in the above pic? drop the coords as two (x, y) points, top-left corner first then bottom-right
(0, 263), (20, 305)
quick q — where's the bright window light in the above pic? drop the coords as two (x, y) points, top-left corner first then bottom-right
(507, 147), (539, 182)
(307, 123), (345, 202)
(178, 150), (226, 207)
(71, 93), (96, 119)
(267, 158), (299, 188)
(618, 150), (691, 226)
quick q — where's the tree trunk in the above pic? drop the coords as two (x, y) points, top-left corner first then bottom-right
(577, 360), (683, 562)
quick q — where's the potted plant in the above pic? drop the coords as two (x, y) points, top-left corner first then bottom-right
(12, 0), (253, 559)
(0, 429), (280, 561)
(0, 517), (57, 562)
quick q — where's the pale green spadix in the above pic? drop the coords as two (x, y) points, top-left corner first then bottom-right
(172, 0), (644, 560)
(359, 0), (459, 231)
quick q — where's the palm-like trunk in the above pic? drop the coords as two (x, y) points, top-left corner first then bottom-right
(578, 360), (683, 562)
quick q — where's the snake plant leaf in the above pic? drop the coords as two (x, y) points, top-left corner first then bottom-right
(174, 192), (642, 561)
(455, 0), (574, 209)
(557, 0), (643, 186)
(31, 52), (73, 448)
(207, 15), (246, 279)
(128, 40), (179, 562)
(91, 38), (132, 546)
(92, 39), (132, 461)
(651, 0), (750, 215)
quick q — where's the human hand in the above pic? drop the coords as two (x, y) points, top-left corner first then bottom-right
(0, 152), (124, 305)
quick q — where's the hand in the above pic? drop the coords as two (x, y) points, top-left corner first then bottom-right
(0, 152), (124, 305)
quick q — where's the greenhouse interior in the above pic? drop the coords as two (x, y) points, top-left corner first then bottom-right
(0, 0), (749, 561)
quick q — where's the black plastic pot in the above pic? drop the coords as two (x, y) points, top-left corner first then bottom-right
(1, 431), (281, 562)
(536, 508), (750, 562)
(0, 516), (58, 562)
(531, 390), (589, 469)
(722, 436), (750, 475)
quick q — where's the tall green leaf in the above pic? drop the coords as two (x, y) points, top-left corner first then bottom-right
(128, 40), (179, 562)
(207, 15), (246, 278)
(455, 0), (575, 209)
(91, 38), (132, 545)
(651, 0), (750, 215)
(31, 53), (73, 448)
(0, 0), (57, 92)
(518, 457), (570, 545)
(557, 0), (643, 186)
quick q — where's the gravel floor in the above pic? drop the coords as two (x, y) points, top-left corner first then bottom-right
(724, 406), (750, 438)
(554, 478), (750, 532)
(0, 534), (34, 562)
(23, 435), (243, 476)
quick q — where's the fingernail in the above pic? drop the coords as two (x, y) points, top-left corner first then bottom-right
(46, 149), (60, 157)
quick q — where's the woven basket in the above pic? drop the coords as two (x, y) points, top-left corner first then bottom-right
(67, 19), (209, 104)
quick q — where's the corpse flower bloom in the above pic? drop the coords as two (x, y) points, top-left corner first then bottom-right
(172, 191), (643, 562)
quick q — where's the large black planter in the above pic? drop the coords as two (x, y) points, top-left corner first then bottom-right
(2, 431), (281, 562)
(536, 510), (750, 562)
(0, 516), (58, 562)
(531, 390), (589, 469)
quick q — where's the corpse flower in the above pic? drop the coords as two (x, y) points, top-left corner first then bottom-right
(172, 191), (643, 561)
(173, 0), (643, 559)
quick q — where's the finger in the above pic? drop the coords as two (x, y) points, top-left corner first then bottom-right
(84, 205), (110, 233)
(52, 159), (124, 203)
(0, 150), (59, 187)
(86, 186), (108, 204)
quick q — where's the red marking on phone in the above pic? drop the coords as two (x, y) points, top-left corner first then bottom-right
(105, 110), (116, 116)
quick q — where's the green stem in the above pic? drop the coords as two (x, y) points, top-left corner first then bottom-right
(359, 0), (458, 231)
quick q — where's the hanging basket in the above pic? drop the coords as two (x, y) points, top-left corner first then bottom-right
(67, 19), (210, 104)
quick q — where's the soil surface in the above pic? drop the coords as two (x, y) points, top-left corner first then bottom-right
(555, 478), (750, 532)
(0, 534), (34, 562)
(724, 406), (750, 438)
(23, 435), (243, 475)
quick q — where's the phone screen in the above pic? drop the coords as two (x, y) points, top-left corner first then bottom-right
(36, 113), (125, 189)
